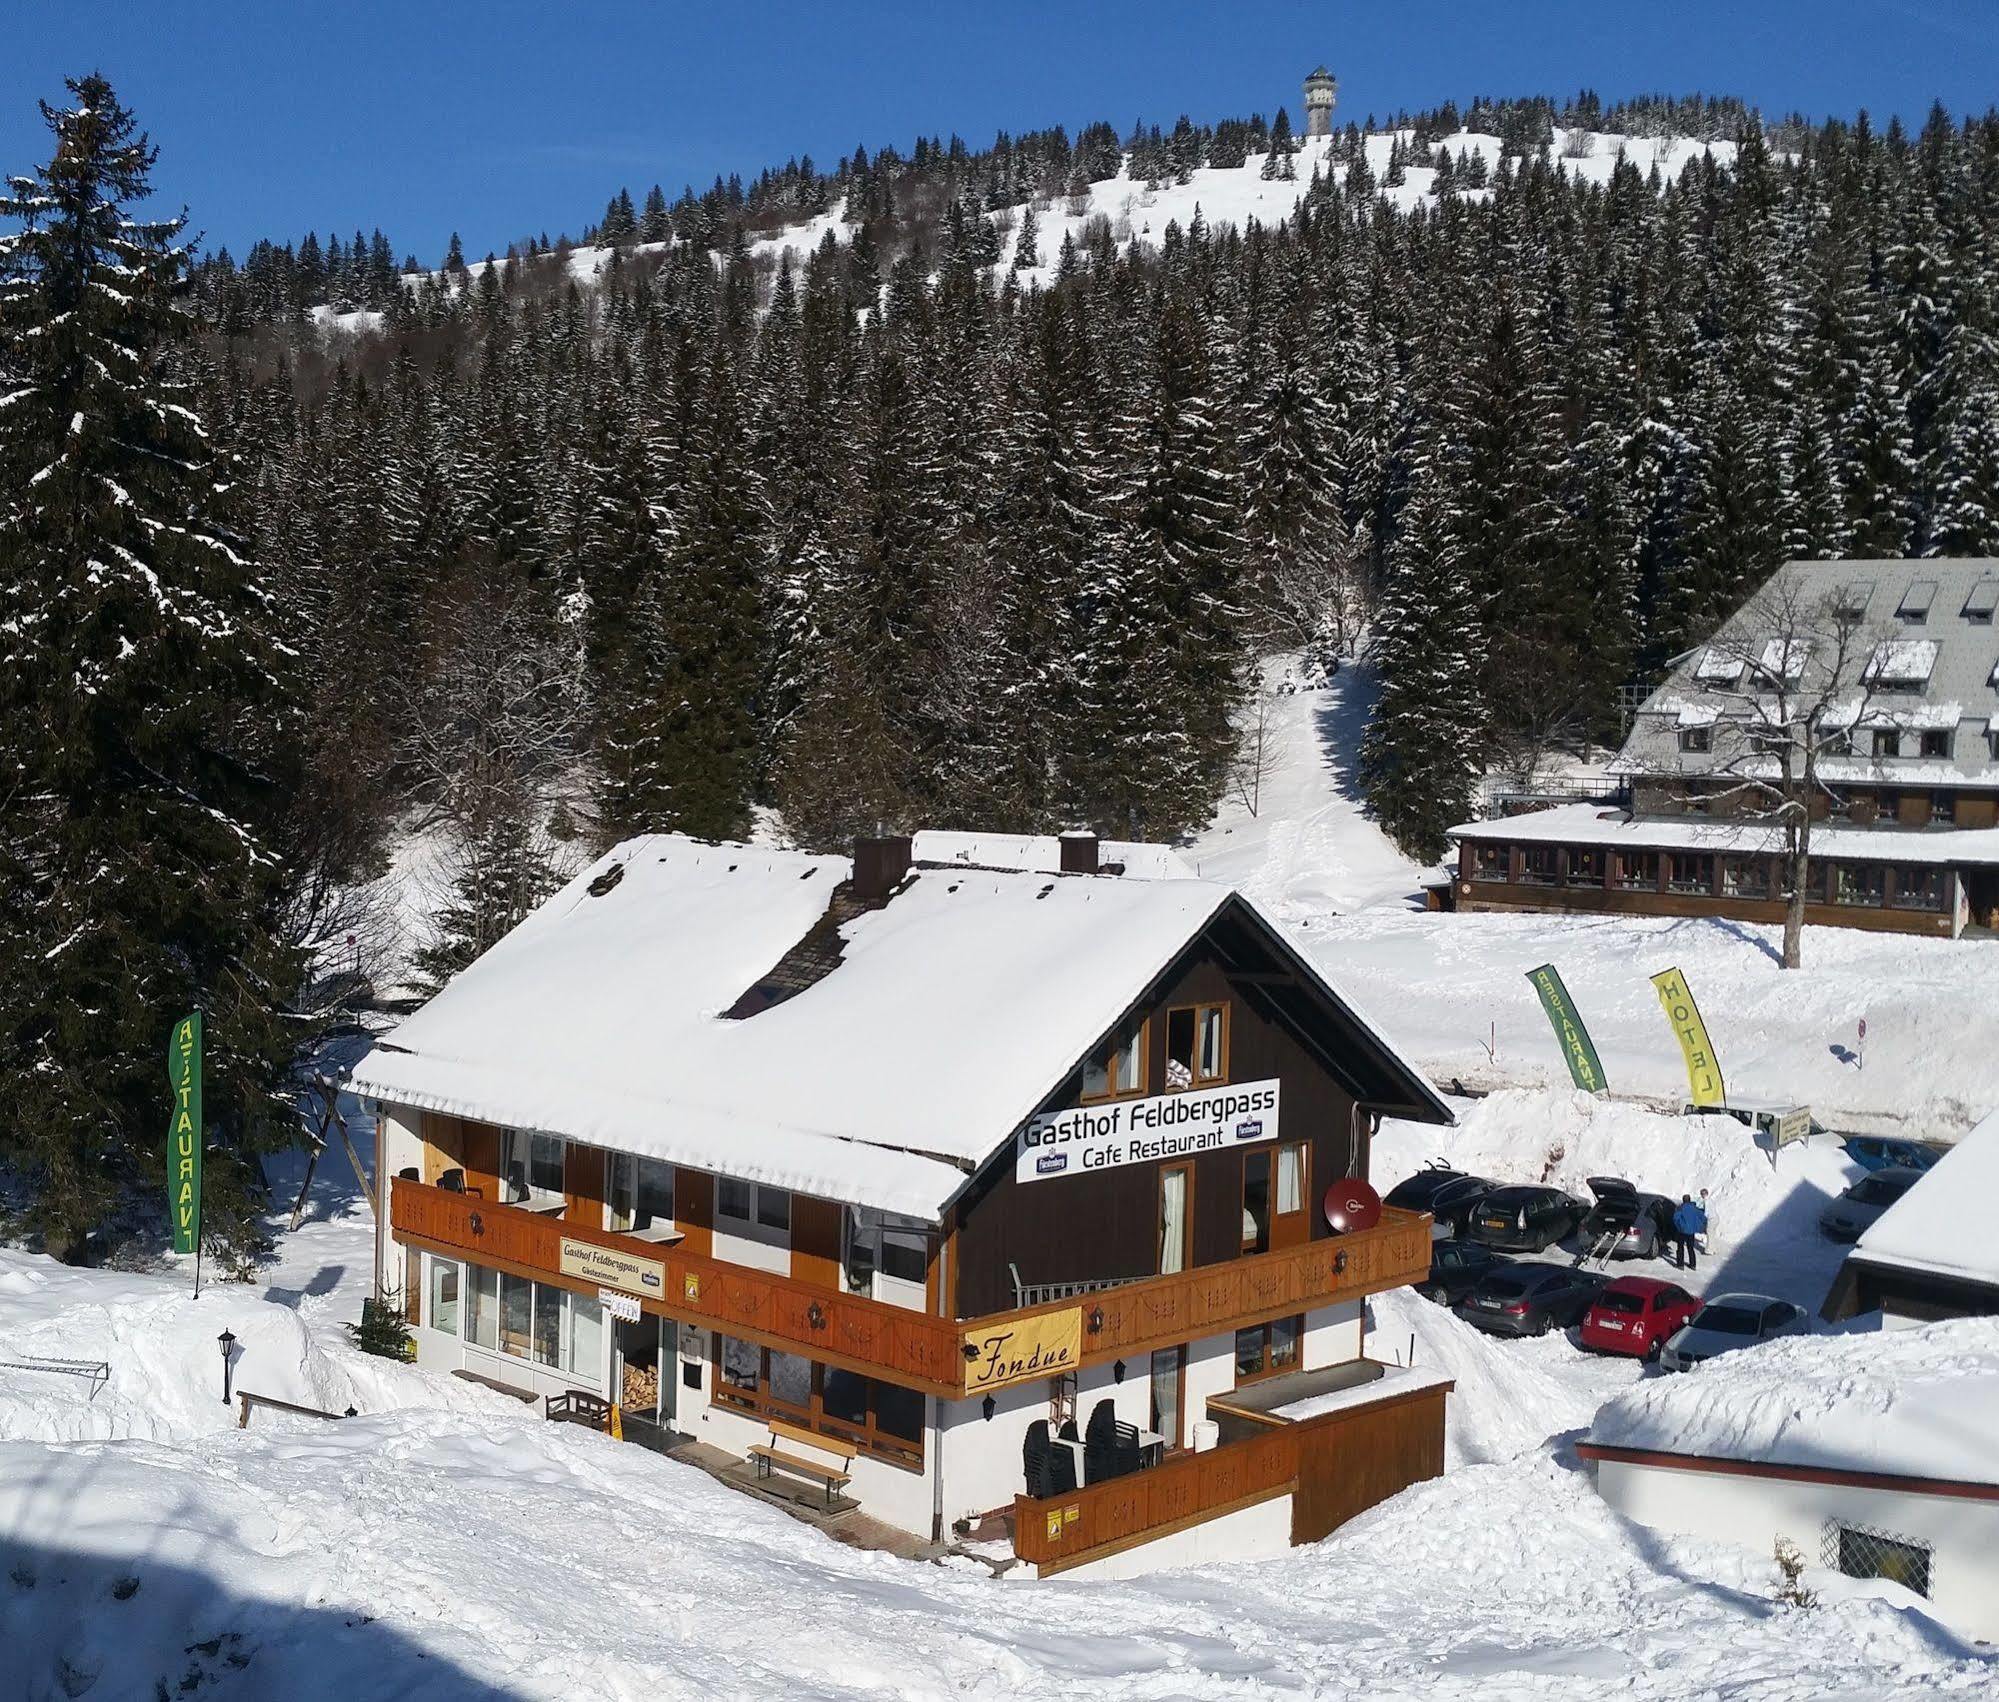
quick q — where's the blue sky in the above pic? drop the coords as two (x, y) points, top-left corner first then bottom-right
(5, 1), (1997, 264)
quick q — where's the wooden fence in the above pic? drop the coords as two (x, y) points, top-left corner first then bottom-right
(1013, 1378), (1450, 1574)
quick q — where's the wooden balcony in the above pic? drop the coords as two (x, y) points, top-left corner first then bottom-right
(390, 1178), (1433, 1402)
(1012, 1374), (1450, 1576)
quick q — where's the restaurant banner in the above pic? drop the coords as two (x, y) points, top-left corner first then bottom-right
(961, 1307), (1082, 1395)
(1525, 964), (1609, 1094)
(559, 1237), (665, 1298)
(1015, 1078), (1280, 1184)
(1649, 966), (1726, 1107)
(166, 1011), (203, 1256)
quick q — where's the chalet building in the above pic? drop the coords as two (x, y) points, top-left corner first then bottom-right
(1449, 558), (1999, 938)
(349, 832), (1456, 1577)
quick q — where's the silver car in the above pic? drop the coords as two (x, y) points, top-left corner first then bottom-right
(1660, 1293), (1808, 1372)
(1818, 1165), (1925, 1244)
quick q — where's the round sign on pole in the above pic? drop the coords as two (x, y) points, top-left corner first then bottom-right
(1323, 1178), (1383, 1235)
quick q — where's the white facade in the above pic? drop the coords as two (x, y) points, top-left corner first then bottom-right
(1593, 1455), (1999, 1641)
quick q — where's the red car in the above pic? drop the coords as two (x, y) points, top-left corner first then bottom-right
(1580, 1276), (1701, 1360)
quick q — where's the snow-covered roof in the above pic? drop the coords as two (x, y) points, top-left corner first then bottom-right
(1850, 1106), (1999, 1286)
(1448, 802), (1999, 867)
(349, 835), (1445, 1221)
(1589, 1315), (1999, 1489)
(910, 830), (1193, 880)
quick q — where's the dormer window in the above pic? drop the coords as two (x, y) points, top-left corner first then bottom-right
(1897, 579), (1937, 624)
(1872, 729), (1902, 760)
(1694, 649), (1745, 685)
(1836, 579), (1875, 619)
(1756, 638), (1810, 684)
(1964, 579), (1997, 624)
(1678, 726), (1711, 753)
(1865, 639), (1939, 689)
(1083, 1015), (1146, 1100)
(1920, 728), (1953, 760)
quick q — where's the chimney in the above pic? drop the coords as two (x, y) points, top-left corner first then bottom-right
(1058, 830), (1100, 876)
(852, 834), (913, 904)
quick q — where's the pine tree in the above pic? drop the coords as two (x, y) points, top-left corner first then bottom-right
(0, 76), (302, 1260)
(1260, 108), (1296, 182)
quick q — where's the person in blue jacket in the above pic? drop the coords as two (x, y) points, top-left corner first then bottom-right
(1671, 1194), (1709, 1271)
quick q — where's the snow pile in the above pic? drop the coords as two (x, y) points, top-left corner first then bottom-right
(1853, 1104), (1999, 1285)
(0, 1250), (500, 1444)
(1591, 1315), (1999, 1488)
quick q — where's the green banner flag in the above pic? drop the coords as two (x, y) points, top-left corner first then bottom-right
(1525, 964), (1609, 1094)
(167, 1011), (203, 1256)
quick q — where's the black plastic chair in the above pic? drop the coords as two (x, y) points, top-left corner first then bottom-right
(437, 1168), (465, 1194)
(1085, 1398), (1142, 1482)
(1023, 1419), (1052, 1496)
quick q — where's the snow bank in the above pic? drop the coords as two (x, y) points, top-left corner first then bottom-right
(1591, 1316), (1999, 1489)
(0, 1250), (502, 1444)
(1853, 1104), (1999, 1285)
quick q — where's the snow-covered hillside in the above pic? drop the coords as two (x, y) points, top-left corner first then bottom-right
(367, 122), (1744, 331)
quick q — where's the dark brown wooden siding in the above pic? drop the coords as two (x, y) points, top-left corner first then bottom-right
(951, 947), (1368, 1318)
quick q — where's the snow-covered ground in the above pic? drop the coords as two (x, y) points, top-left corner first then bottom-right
(1190, 659), (1999, 1140)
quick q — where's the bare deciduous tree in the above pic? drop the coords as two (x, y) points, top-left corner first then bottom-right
(1227, 683), (1284, 818)
(1694, 573), (1888, 970)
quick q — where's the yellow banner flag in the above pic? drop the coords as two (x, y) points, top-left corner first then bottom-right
(1650, 966), (1726, 1107)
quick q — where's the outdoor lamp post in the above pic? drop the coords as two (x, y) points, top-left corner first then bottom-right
(217, 1328), (236, 1407)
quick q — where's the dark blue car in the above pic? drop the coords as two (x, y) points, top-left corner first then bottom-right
(1840, 1135), (1948, 1174)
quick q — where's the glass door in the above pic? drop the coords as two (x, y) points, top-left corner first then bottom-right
(1149, 1347), (1185, 1450)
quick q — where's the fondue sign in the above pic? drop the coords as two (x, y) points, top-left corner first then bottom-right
(1014, 1078), (1281, 1184)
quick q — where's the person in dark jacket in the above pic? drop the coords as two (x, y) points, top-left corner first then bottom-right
(1671, 1195), (1709, 1270)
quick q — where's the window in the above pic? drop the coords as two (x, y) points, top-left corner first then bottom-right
(1082, 1015), (1146, 1101)
(714, 1338), (924, 1466)
(1920, 728), (1952, 760)
(1666, 853), (1712, 894)
(501, 1129), (566, 1209)
(1865, 639), (1939, 687)
(532, 1281), (564, 1367)
(1565, 847), (1604, 887)
(1896, 866), (1946, 912)
(1165, 1003), (1227, 1090)
(1872, 728), (1901, 760)
(1611, 851), (1657, 890)
(482, 1275), (603, 1376)
(1834, 864), (1887, 907)
(1157, 1164), (1191, 1276)
(1896, 579), (1937, 624)
(607, 1154), (674, 1234)
(718, 1177), (790, 1235)
(1471, 843), (1508, 882)
(1234, 1315), (1304, 1384)
(1964, 579), (1998, 623)
(1678, 725), (1711, 754)
(499, 1271), (533, 1358)
(1241, 1150), (1271, 1255)
(1719, 858), (1770, 900)
(1828, 1522), (1931, 1599)
(466, 1265), (499, 1351)
(1149, 1347), (1185, 1450)
(1519, 845), (1559, 885)
(1275, 1143), (1307, 1217)
(428, 1258), (460, 1337)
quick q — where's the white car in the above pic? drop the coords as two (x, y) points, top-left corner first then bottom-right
(1660, 1292), (1808, 1372)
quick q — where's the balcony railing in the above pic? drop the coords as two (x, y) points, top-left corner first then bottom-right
(390, 1178), (1433, 1401)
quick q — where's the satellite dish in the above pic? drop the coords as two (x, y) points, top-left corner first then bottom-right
(1323, 1178), (1383, 1235)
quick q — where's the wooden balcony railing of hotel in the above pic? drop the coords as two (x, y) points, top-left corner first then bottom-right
(1012, 1376), (1451, 1576)
(390, 1179), (1433, 1402)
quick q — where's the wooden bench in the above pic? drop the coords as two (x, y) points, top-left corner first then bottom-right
(748, 1418), (856, 1507)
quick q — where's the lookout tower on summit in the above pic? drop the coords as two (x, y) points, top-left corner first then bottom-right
(1303, 66), (1339, 137)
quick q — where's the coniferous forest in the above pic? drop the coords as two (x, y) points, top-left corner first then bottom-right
(6, 74), (1999, 1256)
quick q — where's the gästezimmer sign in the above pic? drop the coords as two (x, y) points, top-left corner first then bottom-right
(1015, 1079), (1281, 1183)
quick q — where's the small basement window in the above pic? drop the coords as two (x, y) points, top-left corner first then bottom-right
(1165, 1003), (1227, 1090)
(1083, 1015), (1147, 1101)
(1827, 1521), (1931, 1599)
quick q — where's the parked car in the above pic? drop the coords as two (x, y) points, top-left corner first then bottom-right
(1418, 1240), (1513, 1306)
(1660, 1293), (1808, 1371)
(1466, 1184), (1588, 1253)
(1454, 1261), (1606, 1338)
(1580, 1276), (1702, 1360)
(1384, 1167), (1500, 1239)
(1840, 1134), (1949, 1175)
(1577, 1176), (1673, 1261)
(1818, 1165), (1926, 1243)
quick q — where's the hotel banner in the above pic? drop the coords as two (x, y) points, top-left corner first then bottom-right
(1525, 964), (1609, 1094)
(166, 1011), (202, 1256)
(961, 1307), (1082, 1395)
(1649, 966), (1726, 1107)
